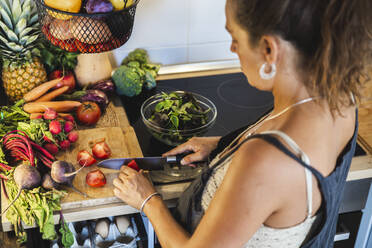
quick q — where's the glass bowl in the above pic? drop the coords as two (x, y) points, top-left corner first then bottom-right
(141, 91), (217, 146)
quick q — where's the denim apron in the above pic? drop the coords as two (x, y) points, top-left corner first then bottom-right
(173, 109), (358, 247)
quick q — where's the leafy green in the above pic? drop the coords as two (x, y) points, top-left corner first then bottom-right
(17, 119), (56, 145)
(150, 92), (211, 131)
(40, 41), (79, 74)
(59, 212), (74, 248)
(0, 100), (30, 138)
(5, 173), (66, 243)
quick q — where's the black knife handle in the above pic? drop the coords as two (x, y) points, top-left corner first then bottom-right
(166, 152), (192, 164)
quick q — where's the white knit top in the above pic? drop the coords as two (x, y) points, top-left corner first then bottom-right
(199, 130), (317, 248)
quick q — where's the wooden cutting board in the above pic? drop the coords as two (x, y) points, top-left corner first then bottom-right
(57, 126), (141, 210)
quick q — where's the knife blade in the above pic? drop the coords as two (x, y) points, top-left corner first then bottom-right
(97, 155), (185, 171)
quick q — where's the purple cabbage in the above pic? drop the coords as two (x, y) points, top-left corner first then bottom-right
(81, 89), (109, 110)
(85, 0), (113, 14)
(88, 79), (115, 94)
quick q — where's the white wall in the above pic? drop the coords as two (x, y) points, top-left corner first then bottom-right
(112, 0), (238, 66)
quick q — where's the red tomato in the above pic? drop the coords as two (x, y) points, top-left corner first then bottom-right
(77, 150), (97, 167)
(86, 169), (106, 187)
(76, 102), (101, 125)
(127, 160), (140, 172)
(92, 141), (111, 159)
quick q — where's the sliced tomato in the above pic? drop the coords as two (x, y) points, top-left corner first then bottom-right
(127, 160), (140, 172)
(77, 150), (97, 167)
(92, 141), (111, 159)
(86, 169), (106, 187)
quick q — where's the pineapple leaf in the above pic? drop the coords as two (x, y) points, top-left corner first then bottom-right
(19, 27), (33, 38)
(0, 21), (18, 42)
(30, 14), (38, 26)
(15, 18), (26, 36)
(19, 4), (30, 23)
(5, 41), (23, 52)
(11, 0), (22, 25)
(0, 6), (13, 29)
(0, 0), (12, 17)
(22, 0), (31, 10)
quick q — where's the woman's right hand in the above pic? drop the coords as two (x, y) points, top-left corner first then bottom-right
(163, 136), (221, 166)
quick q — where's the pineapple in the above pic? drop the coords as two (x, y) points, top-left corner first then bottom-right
(0, 0), (47, 101)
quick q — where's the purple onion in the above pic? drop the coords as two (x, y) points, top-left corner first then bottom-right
(85, 0), (113, 14)
(81, 89), (109, 110)
(88, 79), (115, 94)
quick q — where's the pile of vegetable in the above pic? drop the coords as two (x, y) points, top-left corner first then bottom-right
(113, 49), (161, 97)
(0, 129), (78, 244)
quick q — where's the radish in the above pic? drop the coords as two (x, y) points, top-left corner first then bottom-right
(44, 143), (59, 155)
(51, 161), (89, 198)
(43, 108), (58, 120)
(64, 121), (74, 133)
(49, 120), (62, 135)
(1, 164), (41, 215)
(67, 131), (79, 143)
(63, 115), (75, 124)
(59, 140), (70, 150)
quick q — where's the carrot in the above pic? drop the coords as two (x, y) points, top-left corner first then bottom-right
(30, 113), (43, 119)
(35, 86), (69, 102)
(23, 77), (62, 102)
(30, 112), (70, 119)
(23, 101), (82, 113)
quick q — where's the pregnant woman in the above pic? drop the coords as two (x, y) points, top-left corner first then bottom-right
(113, 0), (372, 247)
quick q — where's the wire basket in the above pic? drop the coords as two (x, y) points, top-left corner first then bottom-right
(35, 0), (139, 53)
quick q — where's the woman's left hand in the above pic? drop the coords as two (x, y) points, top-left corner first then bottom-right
(113, 166), (157, 209)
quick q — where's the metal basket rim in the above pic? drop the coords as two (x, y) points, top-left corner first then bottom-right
(35, 0), (140, 18)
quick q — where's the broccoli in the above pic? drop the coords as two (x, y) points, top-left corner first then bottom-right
(112, 65), (143, 97)
(121, 49), (149, 65)
(116, 48), (161, 97)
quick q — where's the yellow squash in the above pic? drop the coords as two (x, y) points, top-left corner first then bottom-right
(109, 0), (133, 10)
(44, 0), (82, 20)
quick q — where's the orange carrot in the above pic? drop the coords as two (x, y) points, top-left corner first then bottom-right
(35, 86), (69, 102)
(23, 77), (62, 102)
(30, 113), (43, 119)
(23, 101), (82, 113)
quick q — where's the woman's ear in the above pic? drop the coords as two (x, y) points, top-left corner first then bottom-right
(260, 35), (279, 64)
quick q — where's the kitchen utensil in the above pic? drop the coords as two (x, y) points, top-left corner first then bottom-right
(97, 154), (187, 171)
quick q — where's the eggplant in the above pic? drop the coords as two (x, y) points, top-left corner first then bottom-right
(88, 79), (115, 94)
(81, 89), (109, 110)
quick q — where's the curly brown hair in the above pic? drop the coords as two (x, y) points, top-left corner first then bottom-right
(232, 0), (372, 114)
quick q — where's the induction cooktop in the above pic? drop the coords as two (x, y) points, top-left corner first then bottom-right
(120, 72), (274, 157)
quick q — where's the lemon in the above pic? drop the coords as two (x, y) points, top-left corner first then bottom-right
(109, 0), (133, 10)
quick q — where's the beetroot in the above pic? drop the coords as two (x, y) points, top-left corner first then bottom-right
(44, 143), (59, 155)
(59, 140), (70, 150)
(42, 173), (59, 190)
(67, 131), (79, 143)
(51, 161), (88, 197)
(43, 108), (58, 120)
(64, 121), (74, 133)
(49, 120), (62, 135)
(1, 164), (41, 215)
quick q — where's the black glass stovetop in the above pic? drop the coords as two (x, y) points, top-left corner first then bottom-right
(119, 72), (366, 184)
(120, 72), (274, 156)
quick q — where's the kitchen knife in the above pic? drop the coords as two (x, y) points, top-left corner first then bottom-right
(97, 154), (187, 171)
